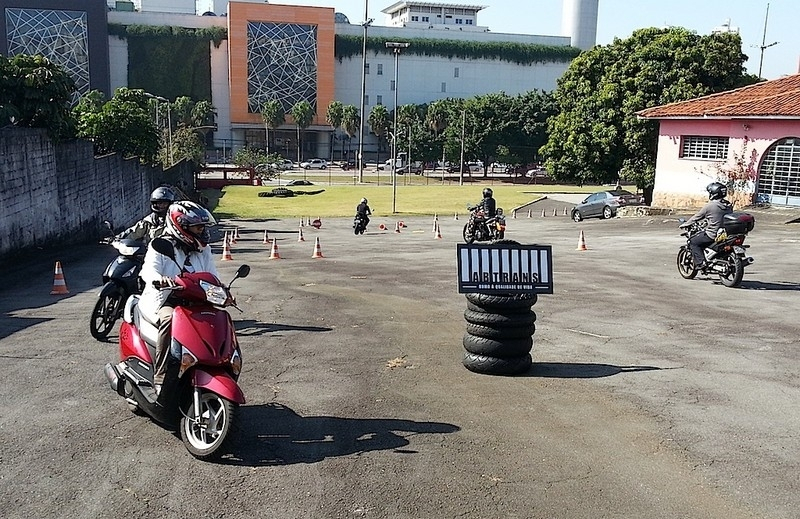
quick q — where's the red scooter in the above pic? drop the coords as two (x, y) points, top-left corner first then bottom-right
(104, 238), (250, 460)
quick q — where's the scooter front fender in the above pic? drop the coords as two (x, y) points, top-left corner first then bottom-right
(98, 279), (125, 299)
(193, 368), (246, 404)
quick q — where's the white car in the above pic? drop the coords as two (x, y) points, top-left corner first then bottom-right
(299, 158), (327, 170)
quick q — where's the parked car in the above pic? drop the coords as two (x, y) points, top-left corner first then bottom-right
(286, 179), (313, 186)
(571, 189), (645, 221)
(299, 158), (327, 170)
(339, 159), (366, 171)
(397, 162), (423, 175)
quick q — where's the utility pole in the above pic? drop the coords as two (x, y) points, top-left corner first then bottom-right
(357, 1), (372, 183)
(757, 3), (778, 78)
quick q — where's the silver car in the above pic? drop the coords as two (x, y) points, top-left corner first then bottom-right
(571, 189), (645, 221)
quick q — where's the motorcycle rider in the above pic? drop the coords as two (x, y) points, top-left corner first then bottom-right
(138, 200), (219, 397)
(477, 188), (497, 219)
(355, 197), (372, 227)
(115, 186), (177, 242)
(680, 182), (733, 270)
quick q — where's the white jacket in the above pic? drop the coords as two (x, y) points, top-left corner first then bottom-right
(138, 239), (219, 322)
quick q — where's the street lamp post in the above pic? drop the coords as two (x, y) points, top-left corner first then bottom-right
(357, 2), (373, 183)
(145, 93), (173, 166)
(386, 41), (410, 214)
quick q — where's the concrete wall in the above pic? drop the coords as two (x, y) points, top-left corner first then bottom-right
(0, 127), (191, 259)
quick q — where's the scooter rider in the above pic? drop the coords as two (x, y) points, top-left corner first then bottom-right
(477, 188), (497, 219)
(680, 182), (733, 270)
(115, 186), (177, 242)
(138, 201), (219, 396)
(356, 197), (372, 226)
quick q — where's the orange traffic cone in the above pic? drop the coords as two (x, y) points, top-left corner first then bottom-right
(300, 218), (305, 228)
(512, 209), (517, 219)
(576, 230), (588, 251)
(312, 237), (324, 258)
(541, 209), (546, 217)
(527, 209), (532, 218)
(379, 223), (387, 231)
(298, 227), (305, 242)
(399, 221), (406, 228)
(263, 229), (270, 244)
(434, 223), (443, 239)
(50, 261), (69, 295)
(235, 226), (241, 240)
(394, 221), (401, 233)
(563, 206), (568, 216)
(221, 232), (233, 261)
(229, 229), (237, 245)
(454, 212), (459, 221)
(432, 214), (438, 233)
(269, 238), (281, 259)
(552, 208), (558, 217)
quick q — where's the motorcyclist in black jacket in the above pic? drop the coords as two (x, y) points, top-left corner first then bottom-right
(115, 186), (177, 243)
(356, 197), (372, 226)
(680, 182), (733, 270)
(476, 188), (496, 218)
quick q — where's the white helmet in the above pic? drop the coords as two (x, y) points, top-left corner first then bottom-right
(361, 198), (368, 204)
(164, 201), (216, 250)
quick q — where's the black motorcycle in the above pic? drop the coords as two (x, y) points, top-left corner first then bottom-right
(90, 226), (147, 341)
(463, 205), (506, 244)
(353, 214), (368, 235)
(676, 212), (755, 288)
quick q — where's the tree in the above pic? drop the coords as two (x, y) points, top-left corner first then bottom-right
(0, 54), (76, 139)
(74, 87), (160, 164)
(541, 27), (758, 192)
(290, 100), (314, 165)
(325, 100), (344, 162)
(261, 99), (285, 155)
(425, 100), (449, 169)
(368, 104), (390, 165)
(340, 104), (360, 159)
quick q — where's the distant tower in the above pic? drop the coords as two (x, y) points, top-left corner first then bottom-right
(561, 0), (599, 51)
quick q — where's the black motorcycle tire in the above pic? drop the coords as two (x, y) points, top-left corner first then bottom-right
(90, 289), (124, 341)
(676, 247), (697, 280)
(462, 352), (532, 375)
(463, 333), (533, 357)
(463, 223), (476, 244)
(466, 301), (533, 314)
(465, 322), (536, 340)
(463, 309), (536, 327)
(719, 253), (744, 288)
(180, 391), (239, 460)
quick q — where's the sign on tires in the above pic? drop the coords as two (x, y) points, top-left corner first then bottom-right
(457, 243), (553, 294)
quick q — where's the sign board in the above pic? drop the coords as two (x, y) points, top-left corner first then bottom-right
(457, 243), (553, 295)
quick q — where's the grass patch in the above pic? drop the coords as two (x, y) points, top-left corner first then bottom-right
(208, 181), (616, 219)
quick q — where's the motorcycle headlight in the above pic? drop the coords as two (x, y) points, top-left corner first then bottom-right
(200, 280), (228, 305)
(230, 348), (242, 376)
(114, 243), (140, 256)
(179, 348), (198, 377)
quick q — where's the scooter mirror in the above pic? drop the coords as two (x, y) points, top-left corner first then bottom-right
(236, 265), (250, 278)
(103, 220), (113, 230)
(151, 237), (176, 263)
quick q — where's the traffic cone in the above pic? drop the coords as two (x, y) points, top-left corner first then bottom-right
(269, 238), (281, 259)
(527, 209), (532, 218)
(432, 214), (438, 233)
(312, 237), (324, 258)
(263, 229), (270, 244)
(235, 226), (241, 240)
(50, 261), (69, 295)
(379, 223), (387, 231)
(552, 208), (557, 217)
(399, 221), (406, 228)
(221, 232), (233, 261)
(434, 223), (443, 239)
(298, 227), (305, 242)
(512, 209), (517, 219)
(454, 212), (458, 221)
(229, 229), (237, 244)
(541, 209), (546, 217)
(300, 218), (305, 228)
(563, 206), (568, 216)
(394, 221), (401, 233)
(576, 230), (588, 251)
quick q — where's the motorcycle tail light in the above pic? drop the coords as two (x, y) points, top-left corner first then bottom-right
(179, 349), (198, 377)
(732, 236), (744, 246)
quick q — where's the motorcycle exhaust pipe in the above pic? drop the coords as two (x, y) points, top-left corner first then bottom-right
(104, 363), (120, 393)
(745, 257), (755, 265)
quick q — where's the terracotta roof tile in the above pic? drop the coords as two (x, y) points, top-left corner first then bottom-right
(637, 74), (800, 119)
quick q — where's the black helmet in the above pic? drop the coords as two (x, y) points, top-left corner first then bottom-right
(482, 188), (493, 199)
(706, 182), (728, 200)
(150, 186), (177, 216)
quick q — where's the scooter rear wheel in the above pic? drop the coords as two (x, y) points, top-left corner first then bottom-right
(90, 293), (122, 341)
(180, 391), (238, 460)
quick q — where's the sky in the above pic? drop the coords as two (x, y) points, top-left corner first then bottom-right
(274, 0), (798, 80)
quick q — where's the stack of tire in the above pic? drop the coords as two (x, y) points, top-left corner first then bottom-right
(462, 292), (537, 375)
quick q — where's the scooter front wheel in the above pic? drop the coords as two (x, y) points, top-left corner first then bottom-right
(90, 292), (123, 341)
(180, 391), (238, 460)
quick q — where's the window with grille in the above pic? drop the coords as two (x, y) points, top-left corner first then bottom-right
(376, 95), (382, 105)
(377, 64), (383, 75)
(680, 136), (729, 160)
(390, 80), (395, 91)
(454, 67), (459, 78)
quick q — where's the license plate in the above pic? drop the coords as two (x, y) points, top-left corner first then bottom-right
(733, 246), (746, 254)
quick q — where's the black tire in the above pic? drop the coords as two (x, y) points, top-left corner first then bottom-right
(90, 292), (122, 341)
(719, 253), (744, 288)
(180, 391), (238, 460)
(463, 309), (536, 327)
(463, 333), (533, 357)
(464, 292), (538, 309)
(572, 210), (583, 222)
(465, 322), (536, 340)
(602, 206), (613, 219)
(462, 352), (532, 375)
(466, 301), (534, 314)
(676, 247), (697, 279)
(463, 223), (475, 244)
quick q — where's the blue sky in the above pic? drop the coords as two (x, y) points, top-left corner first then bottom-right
(280, 0), (797, 80)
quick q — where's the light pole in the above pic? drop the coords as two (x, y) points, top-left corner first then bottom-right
(386, 41), (409, 214)
(145, 93), (173, 166)
(357, 3), (373, 183)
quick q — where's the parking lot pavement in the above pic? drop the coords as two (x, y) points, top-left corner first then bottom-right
(0, 215), (798, 518)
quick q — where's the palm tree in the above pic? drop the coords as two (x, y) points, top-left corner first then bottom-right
(368, 104), (389, 165)
(290, 100), (314, 166)
(260, 99), (285, 155)
(340, 104), (360, 163)
(325, 100), (344, 162)
(426, 99), (449, 173)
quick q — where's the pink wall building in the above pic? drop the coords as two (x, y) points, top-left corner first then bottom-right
(638, 75), (800, 209)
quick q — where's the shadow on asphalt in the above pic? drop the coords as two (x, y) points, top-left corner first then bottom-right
(737, 280), (800, 291)
(234, 319), (333, 337)
(526, 362), (664, 378)
(218, 402), (460, 466)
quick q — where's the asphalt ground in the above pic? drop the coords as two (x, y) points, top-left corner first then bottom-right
(1, 205), (798, 519)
